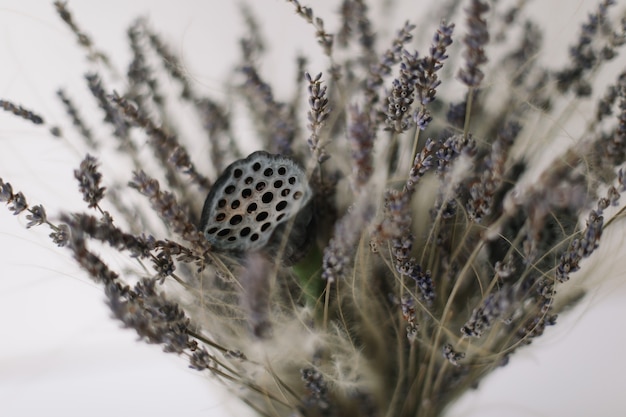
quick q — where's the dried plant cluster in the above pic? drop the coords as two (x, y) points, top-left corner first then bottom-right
(2, 1), (626, 416)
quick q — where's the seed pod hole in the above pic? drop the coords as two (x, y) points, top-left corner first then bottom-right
(262, 192), (273, 204)
(200, 150), (313, 252)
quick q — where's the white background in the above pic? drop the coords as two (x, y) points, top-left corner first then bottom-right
(1, 1), (625, 416)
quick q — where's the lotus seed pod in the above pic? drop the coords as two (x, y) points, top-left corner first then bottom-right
(200, 151), (315, 265)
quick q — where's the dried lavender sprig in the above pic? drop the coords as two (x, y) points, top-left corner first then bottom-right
(491, 1), (529, 42)
(347, 105), (375, 192)
(305, 72), (331, 163)
(405, 138), (435, 195)
(502, 21), (542, 86)
(397, 293), (418, 337)
(66, 224), (120, 286)
(286, 0), (334, 57)
(604, 84), (626, 165)
(74, 154), (106, 209)
(514, 305), (558, 348)
(466, 121), (521, 222)
(112, 93), (211, 191)
(196, 98), (236, 173)
(553, 167), (624, 284)
(457, 0), (490, 88)
(142, 22), (194, 100)
(152, 253), (175, 281)
(155, 239), (204, 266)
(0, 178), (68, 247)
(53, 1), (113, 70)
(291, 55), (309, 110)
(435, 133), (476, 175)
(50, 224), (70, 247)
(446, 99), (467, 129)
(126, 19), (164, 107)
(189, 346), (216, 371)
(9, 193), (28, 216)
(375, 189), (411, 243)
(239, 63), (297, 155)
(0, 178), (28, 216)
(416, 20), (454, 106)
(337, 0), (376, 63)
(384, 180), (436, 305)
(25, 205), (47, 228)
(237, 18), (299, 153)
(142, 18), (240, 166)
(56, 89), (97, 148)
(385, 50), (420, 133)
(0, 179), (14, 203)
(239, 3), (266, 55)
(385, 22), (453, 136)
(0, 99), (44, 125)
(300, 367), (331, 412)
(397, 259), (435, 305)
(595, 73), (624, 122)
(364, 21), (416, 112)
(555, 192), (614, 283)
(372, 185), (437, 306)
(461, 286), (514, 338)
(106, 277), (197, 354)
(554, 0), (620, 95)
(85, 73), (134, 151)
(129, 170), (210, 253)
(411, 21), (454, 133)
(61, 212), (155, 259)
(103, 271), (278, 402)
(442, 343), (465, 366)
(322, 195), (375, 283)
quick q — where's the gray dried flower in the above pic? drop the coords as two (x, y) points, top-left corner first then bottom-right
(26, 205), (47, 228)
(74, 154), (105, 209)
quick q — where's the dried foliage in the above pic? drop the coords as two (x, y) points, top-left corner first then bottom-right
(3, 1), (626, 417)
